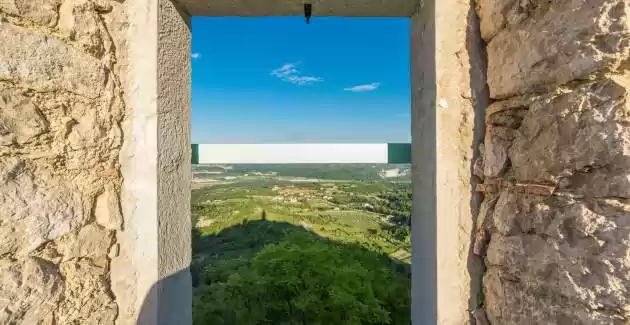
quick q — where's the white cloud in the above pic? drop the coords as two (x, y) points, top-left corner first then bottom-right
(191, 53), (201, 59)
(271, 64), (298, 78)
(285, 76), (322, 85)
(271, 63), (321, 85)
(344, 83), (381, 92)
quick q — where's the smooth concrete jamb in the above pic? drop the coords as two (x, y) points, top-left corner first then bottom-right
(411, 2), (438, 323)
(156, 0), (193, 324)
(177, 0), (419, 17)
(121, 1), (192, 324)
(118, 0), (160, 323)
(411, 0), (476, 324)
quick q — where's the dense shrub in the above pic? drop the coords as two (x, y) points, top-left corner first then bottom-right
(193, 232), (410, 325)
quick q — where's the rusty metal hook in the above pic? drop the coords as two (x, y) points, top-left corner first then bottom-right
(304, 3), (312, 24)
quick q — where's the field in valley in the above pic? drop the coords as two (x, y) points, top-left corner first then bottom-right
(191, 164), (412, 325)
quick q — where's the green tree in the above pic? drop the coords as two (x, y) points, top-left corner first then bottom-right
(194, 232), (410, 325)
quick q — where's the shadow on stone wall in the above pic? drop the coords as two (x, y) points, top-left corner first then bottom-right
(465, 0), (490, 324)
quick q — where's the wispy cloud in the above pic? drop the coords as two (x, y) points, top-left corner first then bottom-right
(191, 53), (201, 59)
(271, 63), (321, 85)
(344, 83), (381, 92)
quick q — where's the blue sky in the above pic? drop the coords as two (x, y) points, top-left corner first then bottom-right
(191, 17), (410, 144)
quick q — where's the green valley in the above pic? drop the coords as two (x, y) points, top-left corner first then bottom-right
(191, 164), (412, 325)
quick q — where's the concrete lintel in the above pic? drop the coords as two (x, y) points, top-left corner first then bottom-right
(177, 0), (420, 17)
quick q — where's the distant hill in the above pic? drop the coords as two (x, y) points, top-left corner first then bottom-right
(193, 164), (412, 181)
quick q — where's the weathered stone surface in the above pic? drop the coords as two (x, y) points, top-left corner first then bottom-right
(0, 89), (49, 146)
(472, 307), (490, 325)
(57, 258), (117, 324)
(0, 159), (89, 255)
(0, 0), (126, 323)
(485, 192), (630, 323)
(59, 0), (110, 57)
(473, 145), (485, 180)
(0, 23), (106, 98)
(55, 223), (113, 261)
(67, 103), (103, 149)
(484, 0), (630, 99)
(482, 98), (529, 178)
(55, 78), (124, 172)
(0, 0), (60, 27)
(510, 79), (630, 182)
(110, 245), (136, 325)
(483, 126), (514, 177)
(477, 193), (498, 231)
(475, 0), (533, 41)
(94, 185), (123, 230)
(0, 257), (62, 324)
(491, 189), (520, 235)
(484, 268), (627, 325)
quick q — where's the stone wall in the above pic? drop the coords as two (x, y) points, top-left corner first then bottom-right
(474, 0), (630, 323)
(0, 0), (127, 323)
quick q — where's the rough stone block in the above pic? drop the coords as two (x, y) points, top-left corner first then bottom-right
(59, 0), (108, 57)
(0, 257), (62, 324)
(0, 159), (89, 255)
(560, 169), (630, 199)
(485, 0), (630, 99)
(486, 194), (630, 323)
(0, 23), (106, 99)
(484, 267), (627, 324)
(55, 223), (113, 261)
(94, 185), (123, 230)
(475, 0), (533, 41)
(482, 98), (529, 178)
(57, 258), (117, 325)
(509, 79), (630, 182)
(0, 89), (49, 146)
(483, 126), (515, 177)
(0, 0), (60, 27)
(67, 102), (102, 149)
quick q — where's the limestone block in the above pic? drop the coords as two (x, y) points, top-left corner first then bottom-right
(475, 0), (534, 41)
(94, 185), (122, 230)
(64, 93), (124, 170)
(482, 98), (528, 178)
(485, 235), (530, 274)
(57, 258), (117, 325)
(483, 126), (515, 177)
(485, 0), (630, 98)
(0, 0), (60, 27)
(490, 189), (518, 234)
(0, 90), (49, 146)
(509, 79), (630, 182)
(54, 223), (113, 261)
(67, 102), (102, 150)
(0, 23), (106, 99)
(59, 0), (110, 57)
(471, 308), (489, 325)
(0, 257), (62, 325)
(0, 159), (89, 255)
(477, 193), (498, 231)
(490, 189), (554, 235)
(473, 144), (484, 180)
(560, 169), (630, 199)
(486, 196), (630, 323)
(484, 268), (627, 325)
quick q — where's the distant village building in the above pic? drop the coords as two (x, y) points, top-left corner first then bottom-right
(362, 203), (375, 212)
